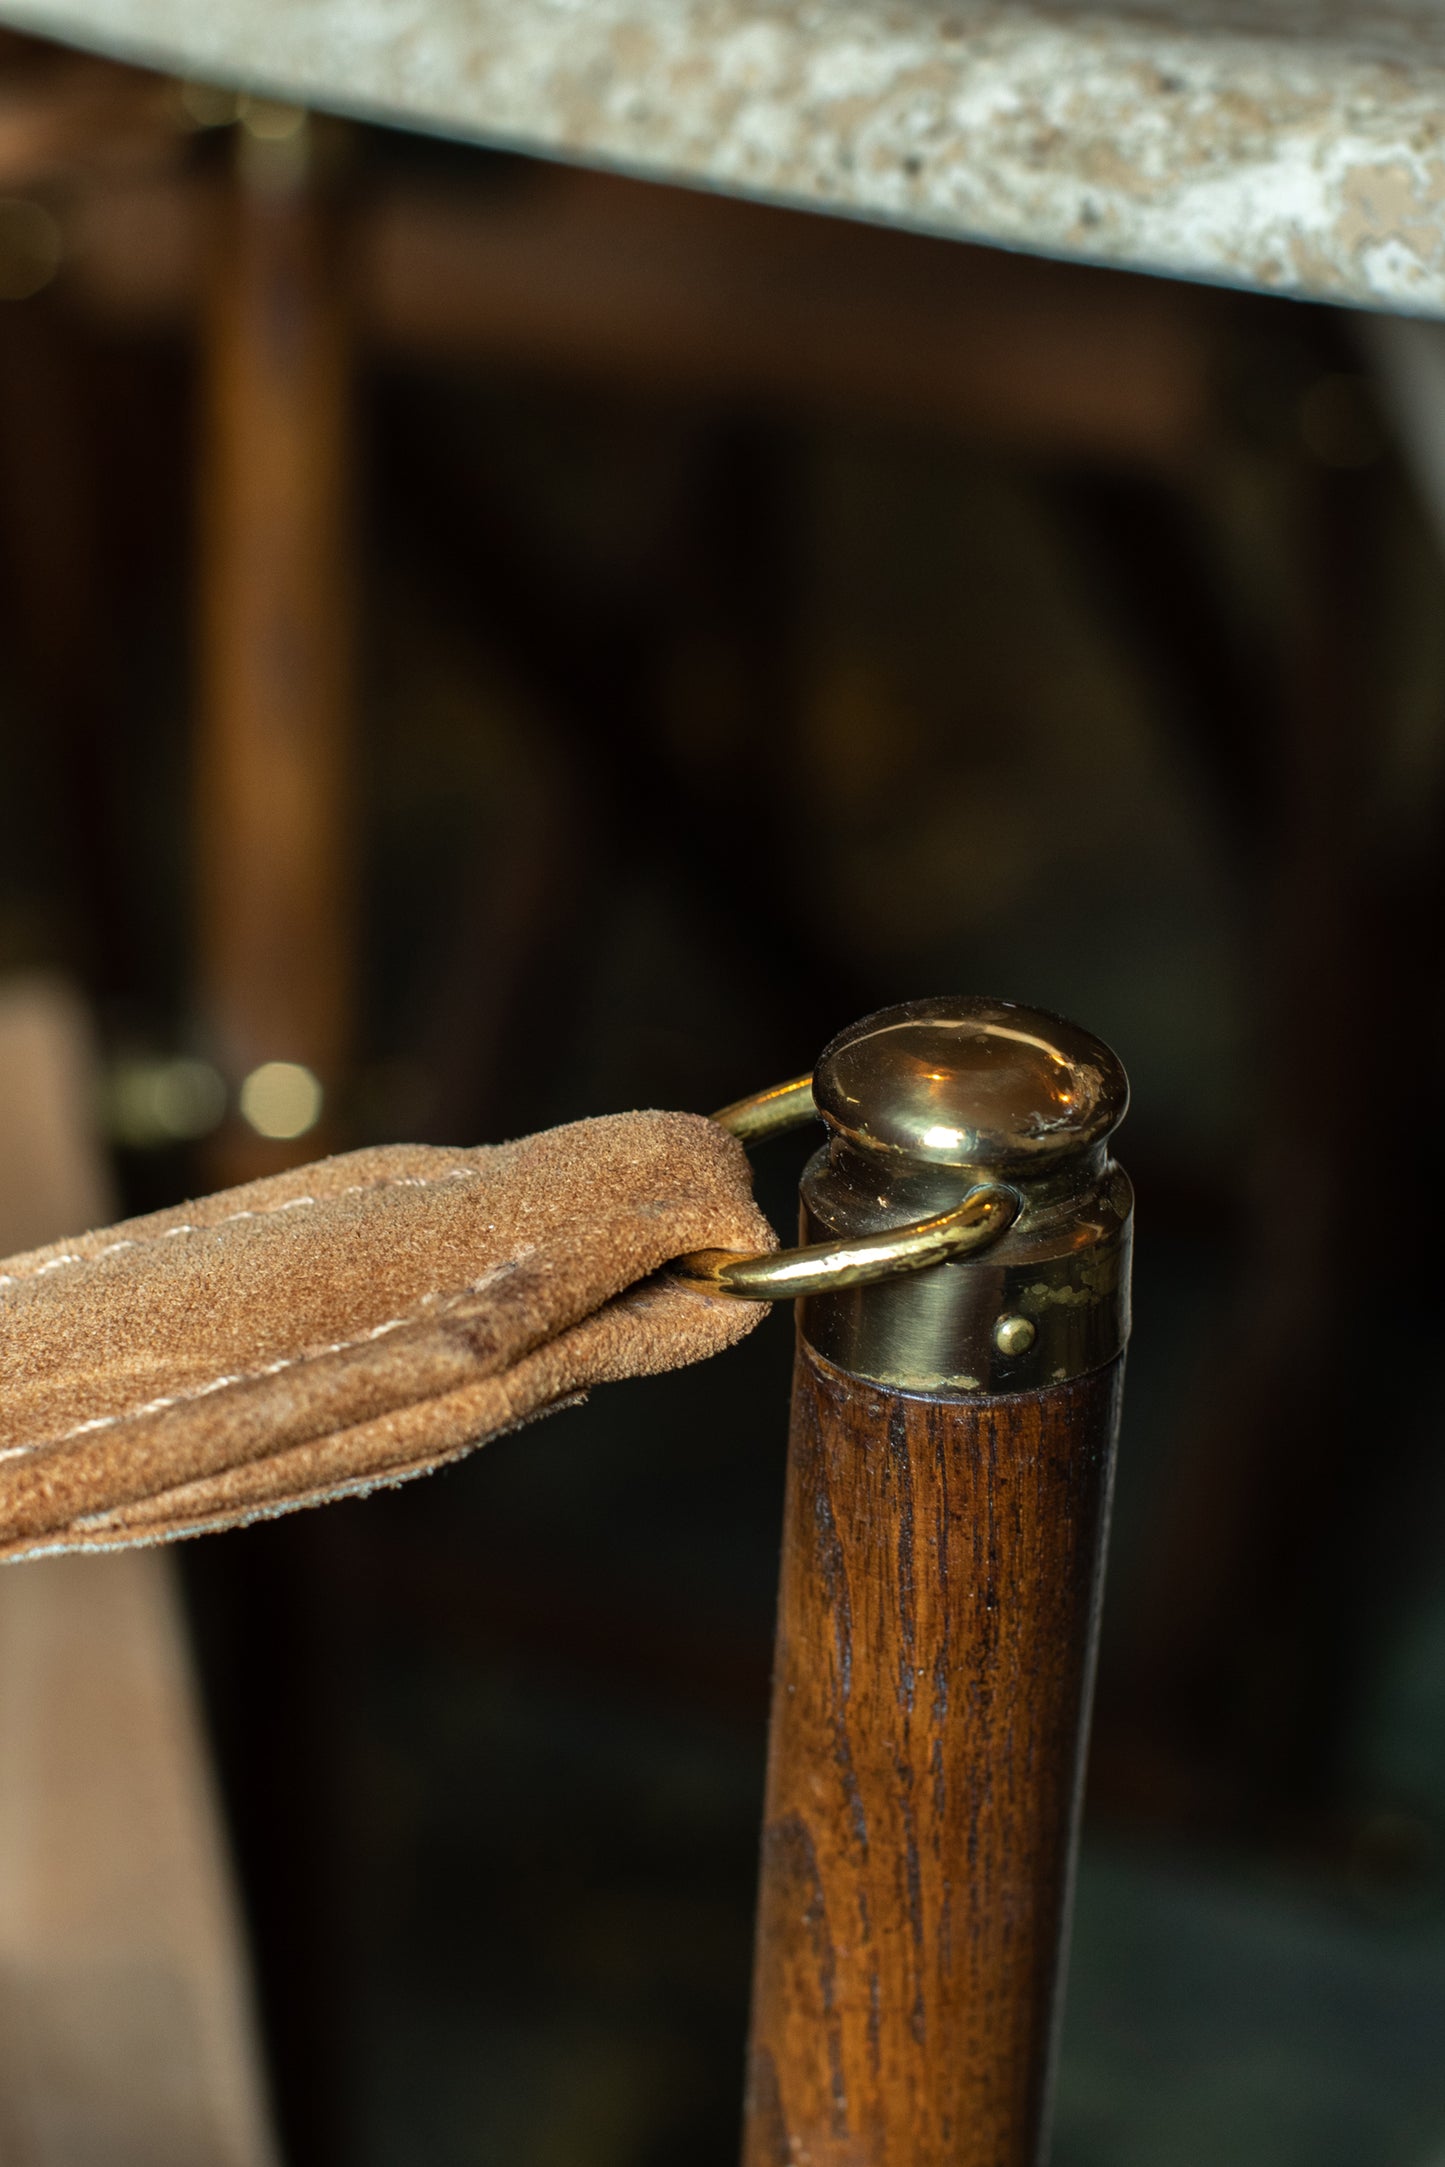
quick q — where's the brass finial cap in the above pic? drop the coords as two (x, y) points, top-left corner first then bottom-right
(813, 996), (1128, 1178)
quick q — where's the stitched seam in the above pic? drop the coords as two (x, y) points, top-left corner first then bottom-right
(0, 1165), (479, 1292)
(0, 1250), (532, 1466)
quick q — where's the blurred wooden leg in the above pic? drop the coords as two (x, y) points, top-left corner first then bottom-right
(191, 116), (359, 2167)
(0, 973), (277, 2167)
(198, 115), (352, 1183)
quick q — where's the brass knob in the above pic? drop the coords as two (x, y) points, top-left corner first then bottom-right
(689, 998), (1131, 1395)
(813, 995), (1128, 1178)
(801, 997), (1132, 1395)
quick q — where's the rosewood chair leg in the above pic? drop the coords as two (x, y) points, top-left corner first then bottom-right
(734, 997), (1131, 2167)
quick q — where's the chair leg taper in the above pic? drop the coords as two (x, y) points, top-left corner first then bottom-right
(743, 1344), (1123, 2166)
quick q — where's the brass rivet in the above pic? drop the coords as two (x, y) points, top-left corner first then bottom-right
(993, 1314), (1036, 1356)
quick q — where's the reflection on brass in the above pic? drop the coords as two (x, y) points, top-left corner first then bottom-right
(711, 1073), (815, 1144)
(813, 996), (1126, 1171)
(671, 1183), (1017, 1301)
(689, 996), (1132, 1394)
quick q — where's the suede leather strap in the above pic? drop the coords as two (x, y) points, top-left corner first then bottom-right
(0, 1111), (774, 1562)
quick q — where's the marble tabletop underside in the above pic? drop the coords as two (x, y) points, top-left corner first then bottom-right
(5, 0), (1445, 313)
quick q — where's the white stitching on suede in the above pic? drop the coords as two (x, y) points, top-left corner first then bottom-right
(0, 1166), (478, 1292)
(0, 1252), (532, 1466)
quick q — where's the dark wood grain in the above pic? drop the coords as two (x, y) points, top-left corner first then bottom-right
(742, 1342), (1124, 2167)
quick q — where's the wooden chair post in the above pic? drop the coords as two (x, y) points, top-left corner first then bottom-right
(738, 997), (1131, 2167)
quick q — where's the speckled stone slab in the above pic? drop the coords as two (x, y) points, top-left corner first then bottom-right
(6, 0), (1445, 313)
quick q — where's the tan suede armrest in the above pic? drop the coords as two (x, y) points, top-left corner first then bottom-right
(0, 1110), (774, 1561)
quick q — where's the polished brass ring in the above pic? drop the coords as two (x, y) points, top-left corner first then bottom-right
(711, 1072), (816, 1143)
(672, 1078), (1020, 1302)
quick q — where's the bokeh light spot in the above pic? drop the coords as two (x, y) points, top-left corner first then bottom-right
(239, 1060), (323, 1141)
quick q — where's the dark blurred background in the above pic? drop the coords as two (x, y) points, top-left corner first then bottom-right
(1, 23), (1445, 2165)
